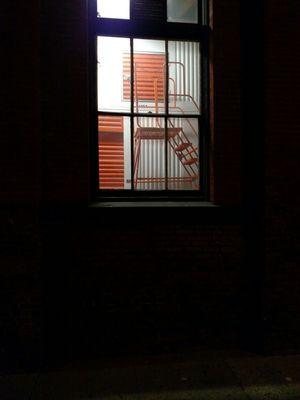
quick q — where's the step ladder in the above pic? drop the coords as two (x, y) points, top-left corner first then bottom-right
(134, 126), (199, 189)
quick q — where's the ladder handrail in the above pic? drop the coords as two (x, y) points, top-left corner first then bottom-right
(165, 61), (200, 112)
(134, 60), (200, 117)
(167, 61), (186, 96)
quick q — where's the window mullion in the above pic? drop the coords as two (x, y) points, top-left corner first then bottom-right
(201, 35), (209, 197)
(130, 38), (134, 191)
(165, 40), (169, 190)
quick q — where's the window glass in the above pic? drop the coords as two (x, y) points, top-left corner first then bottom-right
(98, 116), (131, 190)
(168, 41), (201, 115)
(133, 39), (166, 114)
(97, 0), (130, 20)
(134, 117), (166, 190)
(167, 0), (198, 24)
(168, 118), (200, 190)
(95, 16), (205, 193)
(98, 37), (131, 113)
(97, 38), (202, 192)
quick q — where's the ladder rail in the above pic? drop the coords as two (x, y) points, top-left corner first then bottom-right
(167, 117), (199, 185)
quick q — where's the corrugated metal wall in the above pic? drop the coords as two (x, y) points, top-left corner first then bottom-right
(136, 118), (165, 190)
(171, 41), (200, 105)
(136, 42), (199, 190)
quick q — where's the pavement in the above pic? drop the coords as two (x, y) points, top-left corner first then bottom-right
(1, 350), (300, 400)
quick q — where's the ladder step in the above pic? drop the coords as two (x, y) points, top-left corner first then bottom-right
(182, 158), (198, 166)
(175, 142), (192, 151)
(136, 127), (165, 140)
(177, 150), (198, 160)
(184, 147), (198, 157)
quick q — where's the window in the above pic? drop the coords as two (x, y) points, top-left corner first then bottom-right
(97, 0), (130, 20)
(89, 0), (209, 198)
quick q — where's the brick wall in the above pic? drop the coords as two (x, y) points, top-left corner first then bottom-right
(41, 0), (89, 204)
(0, 208), (42, 371)
(41, 208), (243, 363)
(0, 0), (299, 371)
(0, 2), (43, 371)
(39, 0), (244, 364)
(212, 0), (242, 204)
(0, 2), (41, 203)
(264, 0), (300, 353)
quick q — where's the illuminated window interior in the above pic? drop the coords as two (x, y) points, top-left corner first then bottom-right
(97, 0), (130, 20)
(97, 37), (201, 191)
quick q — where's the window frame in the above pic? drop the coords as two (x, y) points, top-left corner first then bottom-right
(88, 0), (210, 201)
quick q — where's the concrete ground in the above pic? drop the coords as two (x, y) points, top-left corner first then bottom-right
(1, 350), (300, 400)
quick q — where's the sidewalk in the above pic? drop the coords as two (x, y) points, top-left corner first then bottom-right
(1, 350), (300, 399)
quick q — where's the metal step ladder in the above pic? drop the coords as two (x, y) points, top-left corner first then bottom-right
(134, 126), (199, 189)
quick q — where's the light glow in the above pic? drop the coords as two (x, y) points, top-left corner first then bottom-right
(97, 0), (130, 20)
(167, 0), (198, 24)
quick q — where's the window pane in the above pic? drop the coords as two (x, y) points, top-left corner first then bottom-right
(97, 0), (130, 19)
(133, 39), (166, 114)
(98, 37), (131, 113)
(98, 115), (131, 190)
(167, 0), (198, 24)
(168, 41), (201, 115)
(134, 117), (165, 190)
(168, 118), (199, 190)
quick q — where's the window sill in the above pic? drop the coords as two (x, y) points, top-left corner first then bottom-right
(39, 201), (241, 225)
(87, 200), (241, 224)
(89, 200), (218, 208)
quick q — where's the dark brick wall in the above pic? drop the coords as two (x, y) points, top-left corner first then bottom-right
(1, 2), (41, 203)
(0, 0), (299, 372)
(0, 208), (42, 370)
(264, 0), (300, 353)
(41, 0), (89, 203)
(0, 3), (43, 371)
(41, 208), (243, 363)
(212, 0), (242, 205)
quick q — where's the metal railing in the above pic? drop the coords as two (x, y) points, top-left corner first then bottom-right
(133, 60), (200, 190)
